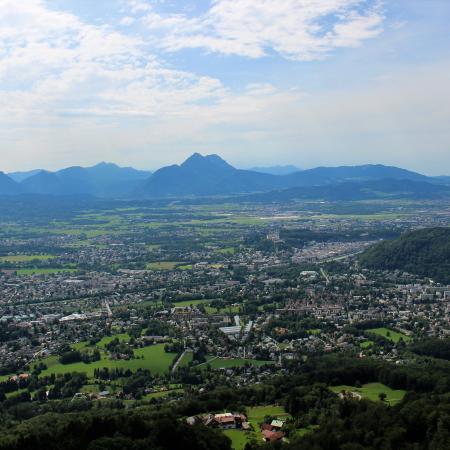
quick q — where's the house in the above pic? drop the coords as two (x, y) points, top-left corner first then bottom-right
(203, 413), (247, 429)
(262, 430), (285, 443)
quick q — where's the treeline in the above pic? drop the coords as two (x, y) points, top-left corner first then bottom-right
(0, 409), (231, 450)
(411, 338), (450, 360)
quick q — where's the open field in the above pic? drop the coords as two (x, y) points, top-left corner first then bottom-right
(330, 382), (406, 405)
(0, 254), (55, 262)
(173, 299), (212, 308)
(36, 343), (176, 377)
(16, 268), (78, 275)
(178, 351), (193, 368)
(146, 261), (184, 270)
(367, 327), (411, 343)
(223, 430), (249, 450)
(204, 357), (273, 369)
(360, 340), (374, 349)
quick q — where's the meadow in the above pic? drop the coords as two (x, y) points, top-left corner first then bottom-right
(367, 327), (412, 343)
(36, 343), (177, 377)
(0, 254), (55, 262)
(202, 357), (273, 369)
(330, 382), (406, 405)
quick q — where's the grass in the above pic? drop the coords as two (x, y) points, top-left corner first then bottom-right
(173, 299), (212, 308)
(35, 344), (176, 377)
(307, 329), (321, 335)
(96, 334), (130, 348)
(145, 261), (183, 270)
(217, 247), (236, 255)
(247, 405), (289, 423)
(360, 340), (374, 349)
(0, 254), (55, 262)
(330, 382), (406, 405)
(223, 430), (249, 450)
(204, 357), (273, 369)
(367, 327), (411, 343)
(178, 351), (193, 368)
(145, 388), (184, 399)
(205, 305), (241, 314)
(16, 268), (78, 275)
(293, 425), (319, 438)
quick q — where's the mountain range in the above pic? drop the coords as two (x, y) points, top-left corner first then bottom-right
(1, 153), (449, 201)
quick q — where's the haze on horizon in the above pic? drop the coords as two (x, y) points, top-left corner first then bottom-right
(1, 0), (449, 175)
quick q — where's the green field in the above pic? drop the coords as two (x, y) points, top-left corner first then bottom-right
(36, 344), (177, 377)
(172, 299), (241, 315)
(204, 357), (273, 369)
(360, 340), (374, 349)
(16, 268), (78, 275)
(96, 334), (131, 348)
(146, 261), (183, 270)
(330, 382), (406, 405)
(178, 351), (193, 368)
(247, 405), (289, 423)
(367, 327), (411, 343)
(223, 429), (249, 450)
(173, 299), (212, 308)
(0, 254), (55, 262)
(145, 388), (184, 399)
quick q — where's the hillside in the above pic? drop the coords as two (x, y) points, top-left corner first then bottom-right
(359, 227), (450, 282)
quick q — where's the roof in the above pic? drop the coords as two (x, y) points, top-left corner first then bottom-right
(271, 420), (284, 428)
(262, 430), (285, 442)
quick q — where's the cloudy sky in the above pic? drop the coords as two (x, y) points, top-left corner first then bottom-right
(1, 0), (449, 174)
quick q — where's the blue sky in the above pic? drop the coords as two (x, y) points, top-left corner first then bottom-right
(1, 0), (449, 174)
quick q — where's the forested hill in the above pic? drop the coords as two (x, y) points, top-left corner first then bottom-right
(359, 227), (450, 283)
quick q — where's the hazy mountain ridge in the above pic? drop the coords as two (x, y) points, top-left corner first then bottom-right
(19, 162), (152, 197)
(137, 153), (436, 198)
(1, 153), (448, 199)
(237, 178), (450, 203)
(249, 165), (301, 175)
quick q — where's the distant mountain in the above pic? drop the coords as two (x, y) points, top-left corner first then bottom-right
(433, 175), (450, 185)
(1, 154), (443, 199)
(249, 165), (301, 175)
(0, 172), (21, 196)
(238, 178), (450, 203)
(137, 153), (283, 197)
(21, 171), (64, 195)
(137, 153), (435, 198)
(8, 169), (43, 182)
(284, 164), (428, 186)
(359, 227), (450, 283)
(21, 163), (151, 197)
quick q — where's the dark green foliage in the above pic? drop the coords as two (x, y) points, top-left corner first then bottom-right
(0, 409), (231, 450)
(359, 227), (450, 282)
(411, 338), (450, 360)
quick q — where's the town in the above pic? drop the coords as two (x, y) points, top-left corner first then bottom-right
(0, 197), (449, 449)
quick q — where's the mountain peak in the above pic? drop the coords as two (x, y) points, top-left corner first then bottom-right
(181, 153), (234, 171)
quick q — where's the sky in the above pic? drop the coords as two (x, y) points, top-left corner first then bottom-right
(1, 0), (449, 175)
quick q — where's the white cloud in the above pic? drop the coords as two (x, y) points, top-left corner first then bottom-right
(141, 0), (384, 60)
(0, 0), (226, 124)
